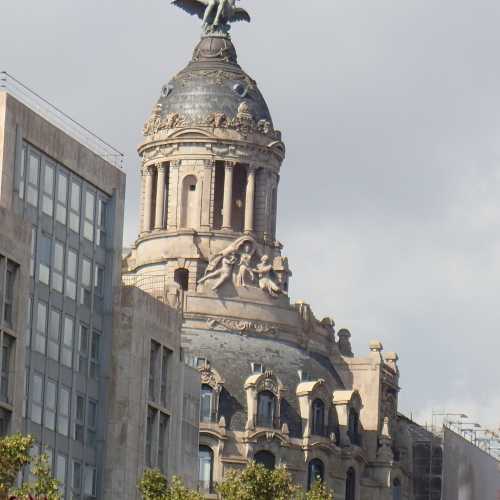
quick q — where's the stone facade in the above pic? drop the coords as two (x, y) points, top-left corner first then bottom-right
(124, 34), (411, 500)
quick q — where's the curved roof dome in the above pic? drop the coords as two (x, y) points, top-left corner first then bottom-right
(156, 35), (273, 126)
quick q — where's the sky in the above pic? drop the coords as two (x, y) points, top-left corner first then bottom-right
(1, 0), (499, 429)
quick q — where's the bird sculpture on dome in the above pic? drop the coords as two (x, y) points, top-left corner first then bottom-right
(171, 0), (251, 34)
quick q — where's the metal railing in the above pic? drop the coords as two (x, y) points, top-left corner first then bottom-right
(122, 274), (169, 301)
(0, 71), (124, 169)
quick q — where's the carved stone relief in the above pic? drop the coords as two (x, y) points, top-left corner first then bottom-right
(197, 236), (288, 298)
(207, 318), (276, 335)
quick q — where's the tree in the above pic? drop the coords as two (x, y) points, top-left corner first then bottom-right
(216, 462), (335, 500)
(138, 469), (203, 500)
(10, 454), (61, 500)
(0, 434), (34, 499)
(216, 462), (299, 500)
(0, 434), (60, 500)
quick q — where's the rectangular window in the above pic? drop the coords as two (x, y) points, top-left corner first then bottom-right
(42, 161), (55, 217)
(87, 399), (97, 448)
(158, 413), (169, 473)
(56, 171), (68, 225)
(75, 394), (85, 444)
(65, 249), (77, 300)
(146, 406), (157, 468)
(96, 199), (107, 247)
(72, 461), (82, 491)
(26, 151), (40, 207)
(4, 261), (17, 327)
(47, 308), (61, 361)
(30, 227), (36, 278)
(57, 385), (70, 436)
(90, 330), (100, 380)
(0, 407), (11, 437)
(44, 379), (57, 431)
(52, 240), (64, 293)
(38, 234), (51, 286)
(56, 454), (67, 497)
(160, 348), (171, 407)
(30, 372), (43, 425)
(0, 334), (14, 404)
(25, 298), (32, 348)
(34, 301), (48, 354)
(69, 181), (81, 233)
(149, 341), (160, 402)
(83, 465), (97, 497)
(80, 258), (92, 307)
(61, 315), (74, 368)
(18, 145), (27, 200)
(78, 324), (89, 376)
(83, 191), (95, 242)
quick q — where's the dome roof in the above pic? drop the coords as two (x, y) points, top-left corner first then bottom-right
(155, 35), (273, 126)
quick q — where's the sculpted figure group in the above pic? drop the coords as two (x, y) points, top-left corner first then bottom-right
(198, 237), (286, 297)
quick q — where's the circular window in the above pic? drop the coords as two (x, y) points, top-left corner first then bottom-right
(233, 82), (248, 97)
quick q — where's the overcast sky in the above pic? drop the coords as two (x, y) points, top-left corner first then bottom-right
(1, 0), (499, 429)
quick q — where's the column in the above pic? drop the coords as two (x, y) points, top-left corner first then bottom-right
(201, 160), (214, 231)
(143, 166), (154, 232)
(244, 165), (256, 233)
(154, 163), (167, 230)
(222, 162), (235, 231)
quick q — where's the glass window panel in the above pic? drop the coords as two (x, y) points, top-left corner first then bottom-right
(73, 462), (82, 490)
(85, 191), (95, 220)
(42, 163), (54, 216)
(30, 227), (36, 277)
(78, 325), (89, 375)
(30, 373), (43, 425)
(56, 172), (68, 225)
(19, 145), (26, 199)
(52, 241), (64, 293)
(58, 386), (70, 436)
(62, 316), (74, 368)
(71, 182), (81, 212)
(56, 454), (67, 488)
(38, 234), (51, 286)
(66, 250), (77, 300)
(27, 152), (40, 207)
(34, 301), (47, 354)
(82, 259), (91, 287)
(83, 466), (96, 496)
(44, 380), (56, 431)
(48, 308), (60, 361)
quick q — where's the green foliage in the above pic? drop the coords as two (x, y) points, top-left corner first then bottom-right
(0, 434), (35, 497)
(138, 470), (203, 500)
(217, 462), (335, 500)
(0, 434), (60, 500)
(216, 462), (299, 500)
(10, 454), (61, 500)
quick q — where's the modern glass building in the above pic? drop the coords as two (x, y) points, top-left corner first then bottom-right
(0, 81), (126, 499)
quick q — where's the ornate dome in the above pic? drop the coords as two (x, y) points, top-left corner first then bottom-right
(155, 35), (273, 126)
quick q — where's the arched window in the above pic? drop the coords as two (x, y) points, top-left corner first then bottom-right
(174, 268), (189, 291)
(180, 175), (198, 228)
(257, 391), (276, 428)
(346, 467), (356, 500)
(198, 446), (214, 493)
(200, 384), (214, 423)
(392, 478), (401, 500)
(312, 399), (325, 436)
(307, 459), (324, 490)
(254, 450), (275, 470)
(348, 409), (361, 446)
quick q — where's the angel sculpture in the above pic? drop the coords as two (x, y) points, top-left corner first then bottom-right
(171, 0), (251, 32)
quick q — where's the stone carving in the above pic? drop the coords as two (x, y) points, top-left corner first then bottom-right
(197, 253), (237, 290)
(207, 317), (276, 335)
(255, 255), (285, 297)
(198, 236), (286, 297)
(142, 101), (280, 140)
(171, 0), (251, 34)
(337, 329), (354, 357)
(235, 243), (255, 287)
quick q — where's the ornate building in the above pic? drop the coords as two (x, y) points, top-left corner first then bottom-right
(124, 27), (409, 500)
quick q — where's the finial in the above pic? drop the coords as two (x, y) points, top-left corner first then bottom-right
(171, 0), (251, 36)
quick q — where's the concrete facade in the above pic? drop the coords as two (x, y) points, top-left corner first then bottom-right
(124, 34), (411, 500)
(103, 285), (200, 499)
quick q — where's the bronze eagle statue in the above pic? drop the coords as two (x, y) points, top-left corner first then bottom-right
(171, 0), (251, 32)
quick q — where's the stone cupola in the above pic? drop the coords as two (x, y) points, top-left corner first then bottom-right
(127, 34), (286, 293)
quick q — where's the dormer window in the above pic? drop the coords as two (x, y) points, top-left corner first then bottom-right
(251, 362), (263, 373)
(311, 399), (325, 436)
(200, 384), (215, 423)
(348, 408), (361, 446)
(257, 391), (276, 428)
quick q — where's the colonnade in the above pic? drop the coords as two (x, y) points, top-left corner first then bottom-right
(140, 161), (266, 236)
